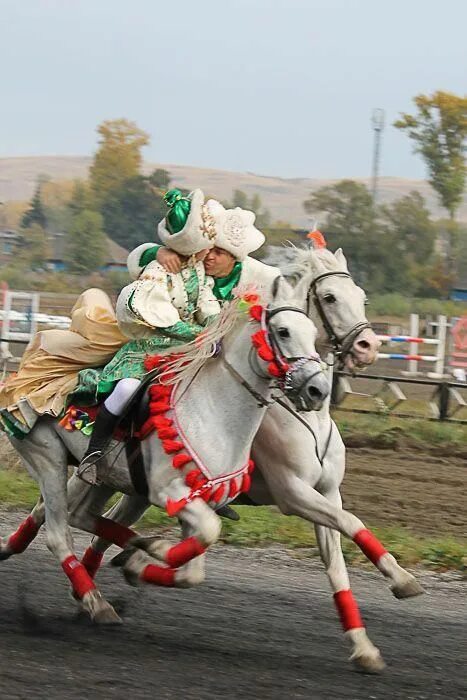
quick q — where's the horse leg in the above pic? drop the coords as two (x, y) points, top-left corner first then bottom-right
(264, 470), (424, 599)
(10, 428), (121, 624)
(314, 491), (385, 673)
(0, 495), (45, 560)
(122, 496), (220, 589)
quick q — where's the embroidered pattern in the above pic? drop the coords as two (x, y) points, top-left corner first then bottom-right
(200, 204), (217, 242)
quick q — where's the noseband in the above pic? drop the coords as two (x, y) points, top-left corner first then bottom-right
(307, 271), (372, 361)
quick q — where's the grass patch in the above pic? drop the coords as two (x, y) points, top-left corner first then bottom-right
(333, 412), (467, 449)
(0, 469), (464, 572)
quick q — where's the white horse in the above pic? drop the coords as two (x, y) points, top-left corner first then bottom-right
(1, 275), (330, 619)
(1, 247), (423, 673)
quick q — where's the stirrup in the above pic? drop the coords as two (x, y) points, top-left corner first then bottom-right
(77, 451), (103, 485)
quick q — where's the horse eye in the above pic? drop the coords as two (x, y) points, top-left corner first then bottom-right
(323, 294), (336, 304)
(278, 327), (290, 339)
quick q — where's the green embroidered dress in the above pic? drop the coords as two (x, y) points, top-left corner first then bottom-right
(70, 260), (220, 406)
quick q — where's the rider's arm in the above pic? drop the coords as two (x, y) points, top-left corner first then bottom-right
(196, 274), (221, 325)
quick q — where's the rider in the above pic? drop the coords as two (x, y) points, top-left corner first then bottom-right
(77, 189), (222, 483)
(127, 197), (279, 304)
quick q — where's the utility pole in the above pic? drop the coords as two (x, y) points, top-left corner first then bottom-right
(371, 108), (385, 203)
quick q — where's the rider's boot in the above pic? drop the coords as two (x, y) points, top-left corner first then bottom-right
(77, 405), (119, 485)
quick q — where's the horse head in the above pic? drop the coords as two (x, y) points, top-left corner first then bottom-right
(284, 246), (381, 371)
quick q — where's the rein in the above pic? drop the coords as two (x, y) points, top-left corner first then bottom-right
(307, 271), (372, 363)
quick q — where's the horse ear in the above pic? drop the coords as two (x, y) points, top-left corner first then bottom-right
(334, 248), (349, 271)
(272, 275), (293, 301)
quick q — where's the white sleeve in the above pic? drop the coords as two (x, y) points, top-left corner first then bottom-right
(116, 263), (180, 335)
(196, 274), (221, 324)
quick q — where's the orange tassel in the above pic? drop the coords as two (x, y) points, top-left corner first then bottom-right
(307, 229), (327, 249)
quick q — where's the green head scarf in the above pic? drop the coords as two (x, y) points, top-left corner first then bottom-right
(164, 189), (191, 234)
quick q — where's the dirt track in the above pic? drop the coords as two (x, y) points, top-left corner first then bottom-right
(343, 443), (466, 538)
(0, 526), (465, 700)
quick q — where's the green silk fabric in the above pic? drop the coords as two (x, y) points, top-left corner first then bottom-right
(164, 189), (191, 234)
(212, 261), (243, 301)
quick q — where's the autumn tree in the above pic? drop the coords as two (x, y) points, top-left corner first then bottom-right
(90, 119), (150, 206)
(394, 91), (467, 220)
(64, 210), (107, 274)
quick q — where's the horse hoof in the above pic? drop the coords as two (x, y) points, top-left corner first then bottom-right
(93, 605), (123, 625)
(351, 651), (386, 674)
(0, 541), (12, 561)
(391, 577), (425, 600)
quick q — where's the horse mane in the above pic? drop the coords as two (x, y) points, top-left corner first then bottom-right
(158, 300), (243, 386)
(277, 244), (343, 281)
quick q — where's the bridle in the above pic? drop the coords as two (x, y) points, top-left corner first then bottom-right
(306, 271), (372, 363)
(221, 303), (324, 411)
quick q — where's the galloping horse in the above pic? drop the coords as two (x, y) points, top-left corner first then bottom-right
(1, 247), (423, 673)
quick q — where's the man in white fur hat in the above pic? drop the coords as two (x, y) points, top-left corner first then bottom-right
(128, 191), (279, 305)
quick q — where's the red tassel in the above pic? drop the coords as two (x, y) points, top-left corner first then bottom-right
(249, 305), (263, 321)
(201, 488), (213, 502)
(242, 473), (251, 493)
(267, 362), (282, 377)
(144, 354), (165, 371)
(151, 416), (173, 429)
(228, 477), (240, 498)
(161, 439), (184, 454)
(173, 453), (193, 469)
(149, 384), (172, 400)
(149, 400), (171, 413)
(185, 468), (201, 486)
(248, 459), (255, 474)
(166, 497), (187, 517)
(157, 427), (179, 440)
(211, 483), (226, 503)
(258, 345), (275, 362)
(251, 329), (267, 348)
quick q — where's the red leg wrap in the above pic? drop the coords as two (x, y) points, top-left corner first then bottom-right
(141, 564), (176, 587)
(333, 590), (364, 631)
(165, 536), (206, 568)
(94, 517), (135, 549)
(81, 547), (104, 578)
(62, 555), (96, 599)
(7, 516), (40, 554)
(353, 528), (387, 566)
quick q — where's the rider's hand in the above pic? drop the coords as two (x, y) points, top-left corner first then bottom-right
(157, 247), (183, 274)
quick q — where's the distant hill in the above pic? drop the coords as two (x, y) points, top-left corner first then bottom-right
(1, 156), (466, 226)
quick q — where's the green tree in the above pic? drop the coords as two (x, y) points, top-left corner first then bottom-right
(64, 210), (107, 274)
(379, 192), (437, 295)
(21, 185), (47, 230)
(100, 175), (167, 249)
(394, 91), (467, 220)
(304, 180), (385, 290)
(90, 119), (150, 206)
(18, 224), (50, 269)
(148, 169), (171, 191)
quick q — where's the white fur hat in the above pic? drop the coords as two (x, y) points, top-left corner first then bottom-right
(157, 189), (216, 256)
(205, 199), (265, 260)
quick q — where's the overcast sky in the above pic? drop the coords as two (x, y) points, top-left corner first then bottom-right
(1, 0), (466, 180)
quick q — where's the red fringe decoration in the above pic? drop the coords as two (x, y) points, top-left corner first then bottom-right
(149, 400), (171, 414)
(248, 459), (255, 474)
(241, 473), (251, 493)
(157, 427), (178, 440)
(211, 484), (226, 503)
(185, 468), (202, 486)
(151, 416), (173, 429)
(161, 439), (184, 453)
(249, 305), (263, 321)
(144, 354), (165, 372)
(229, 478), (240, 499)
(173, 454), (193, 470)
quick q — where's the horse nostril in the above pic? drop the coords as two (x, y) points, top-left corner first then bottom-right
(355, 339), (370, 350)
(307, 385), (324, 401)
